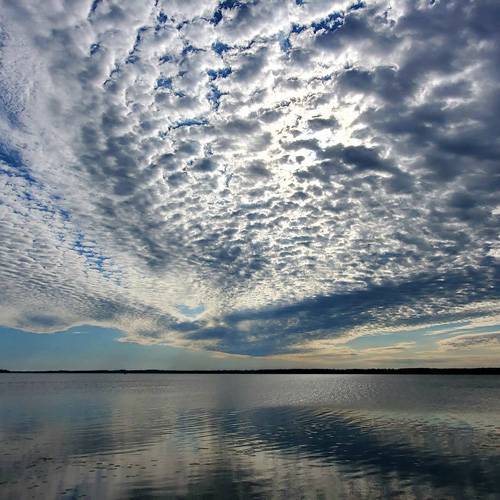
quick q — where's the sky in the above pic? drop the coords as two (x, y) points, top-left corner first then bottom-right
(0, 0), (499, 369)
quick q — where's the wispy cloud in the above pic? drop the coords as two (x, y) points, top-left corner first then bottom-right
(438, 332), (500, 351)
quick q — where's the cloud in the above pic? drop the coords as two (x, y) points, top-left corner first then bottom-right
(0, 0), (498, 359)
(438, 332), (500, 351)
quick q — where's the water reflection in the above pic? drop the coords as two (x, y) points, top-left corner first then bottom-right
(1, 374), (499, 499)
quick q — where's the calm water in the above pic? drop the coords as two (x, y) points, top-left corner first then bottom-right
(0, 375), (499, 499)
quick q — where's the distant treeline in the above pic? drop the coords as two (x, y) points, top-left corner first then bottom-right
(1, 368), (500, 374)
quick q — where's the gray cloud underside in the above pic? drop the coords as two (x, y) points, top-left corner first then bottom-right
(0, 0), (499, 355)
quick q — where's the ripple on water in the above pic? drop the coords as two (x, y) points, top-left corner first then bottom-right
(1, 374), (499, 499)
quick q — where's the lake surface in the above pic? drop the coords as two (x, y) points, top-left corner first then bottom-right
(1, 374), (499, 499)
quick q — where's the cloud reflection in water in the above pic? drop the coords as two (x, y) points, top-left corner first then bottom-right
(1, 374), (499, 499)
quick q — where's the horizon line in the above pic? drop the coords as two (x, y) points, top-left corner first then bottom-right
(2, 368), (500, 375)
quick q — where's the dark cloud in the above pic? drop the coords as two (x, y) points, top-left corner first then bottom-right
(178, 264), (500, 355)
(307, 116), (338, 131)
(439, 332), (500, 350)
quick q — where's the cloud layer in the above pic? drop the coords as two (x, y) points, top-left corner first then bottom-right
(0, 0), (499, 358)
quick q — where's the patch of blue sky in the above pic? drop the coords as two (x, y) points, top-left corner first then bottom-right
(133, 26), (148, 50)
(423, 321), (471, 333)
(0, 326), (206, 371)
(156, 77), (173, 90)
(425, 324), (500, 337)
(210, 0), (246, 26)
(177, 304), (206, 317)
(0, 142), (37, 185)
(181, 44), (205, 58)
(290, 23), (306, 35)
(1, 144), (112, 280)
(157, 11), (168, 25)
(58, 207), (71, 222)
(279, 34), (292, 53)
(29, 199), (57, 217)
(207, 85), (226, 111)
(93, 254), (109, 273)
(212, 41), (231, 56)
(20, 189), (34, 201)
(345, 321), (474, 351)
(348, 1), (366, 12)
(18, 190), (56, 217)
(47, 194), (72, 222)
(346, 330), (423, 351)
(311, 12), (344, 33)
(1, 148), (74, 228)
(126, 26), (149, 64)
(73, 232), (111, 275)
(175, 19), (191, 31)
(219, 0), (245, 9)
(172, 118), (209, 130)
(289, 10), (345, 40)
(88, 0), (103, 17)
(211, 9), (223, 25)
(207, 67), (232, 81)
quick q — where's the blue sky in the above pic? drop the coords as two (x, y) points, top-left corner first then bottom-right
(0, 0), (499, 368)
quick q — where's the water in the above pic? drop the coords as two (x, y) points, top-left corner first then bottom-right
(0, 374), (499, 499)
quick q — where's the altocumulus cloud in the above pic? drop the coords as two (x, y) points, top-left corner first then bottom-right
(0, 0), (498, 356)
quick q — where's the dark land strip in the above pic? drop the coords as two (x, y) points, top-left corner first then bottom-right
(1, 368), (500, 375)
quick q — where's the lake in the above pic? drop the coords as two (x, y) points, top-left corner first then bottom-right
(0, 374), (499, 499)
